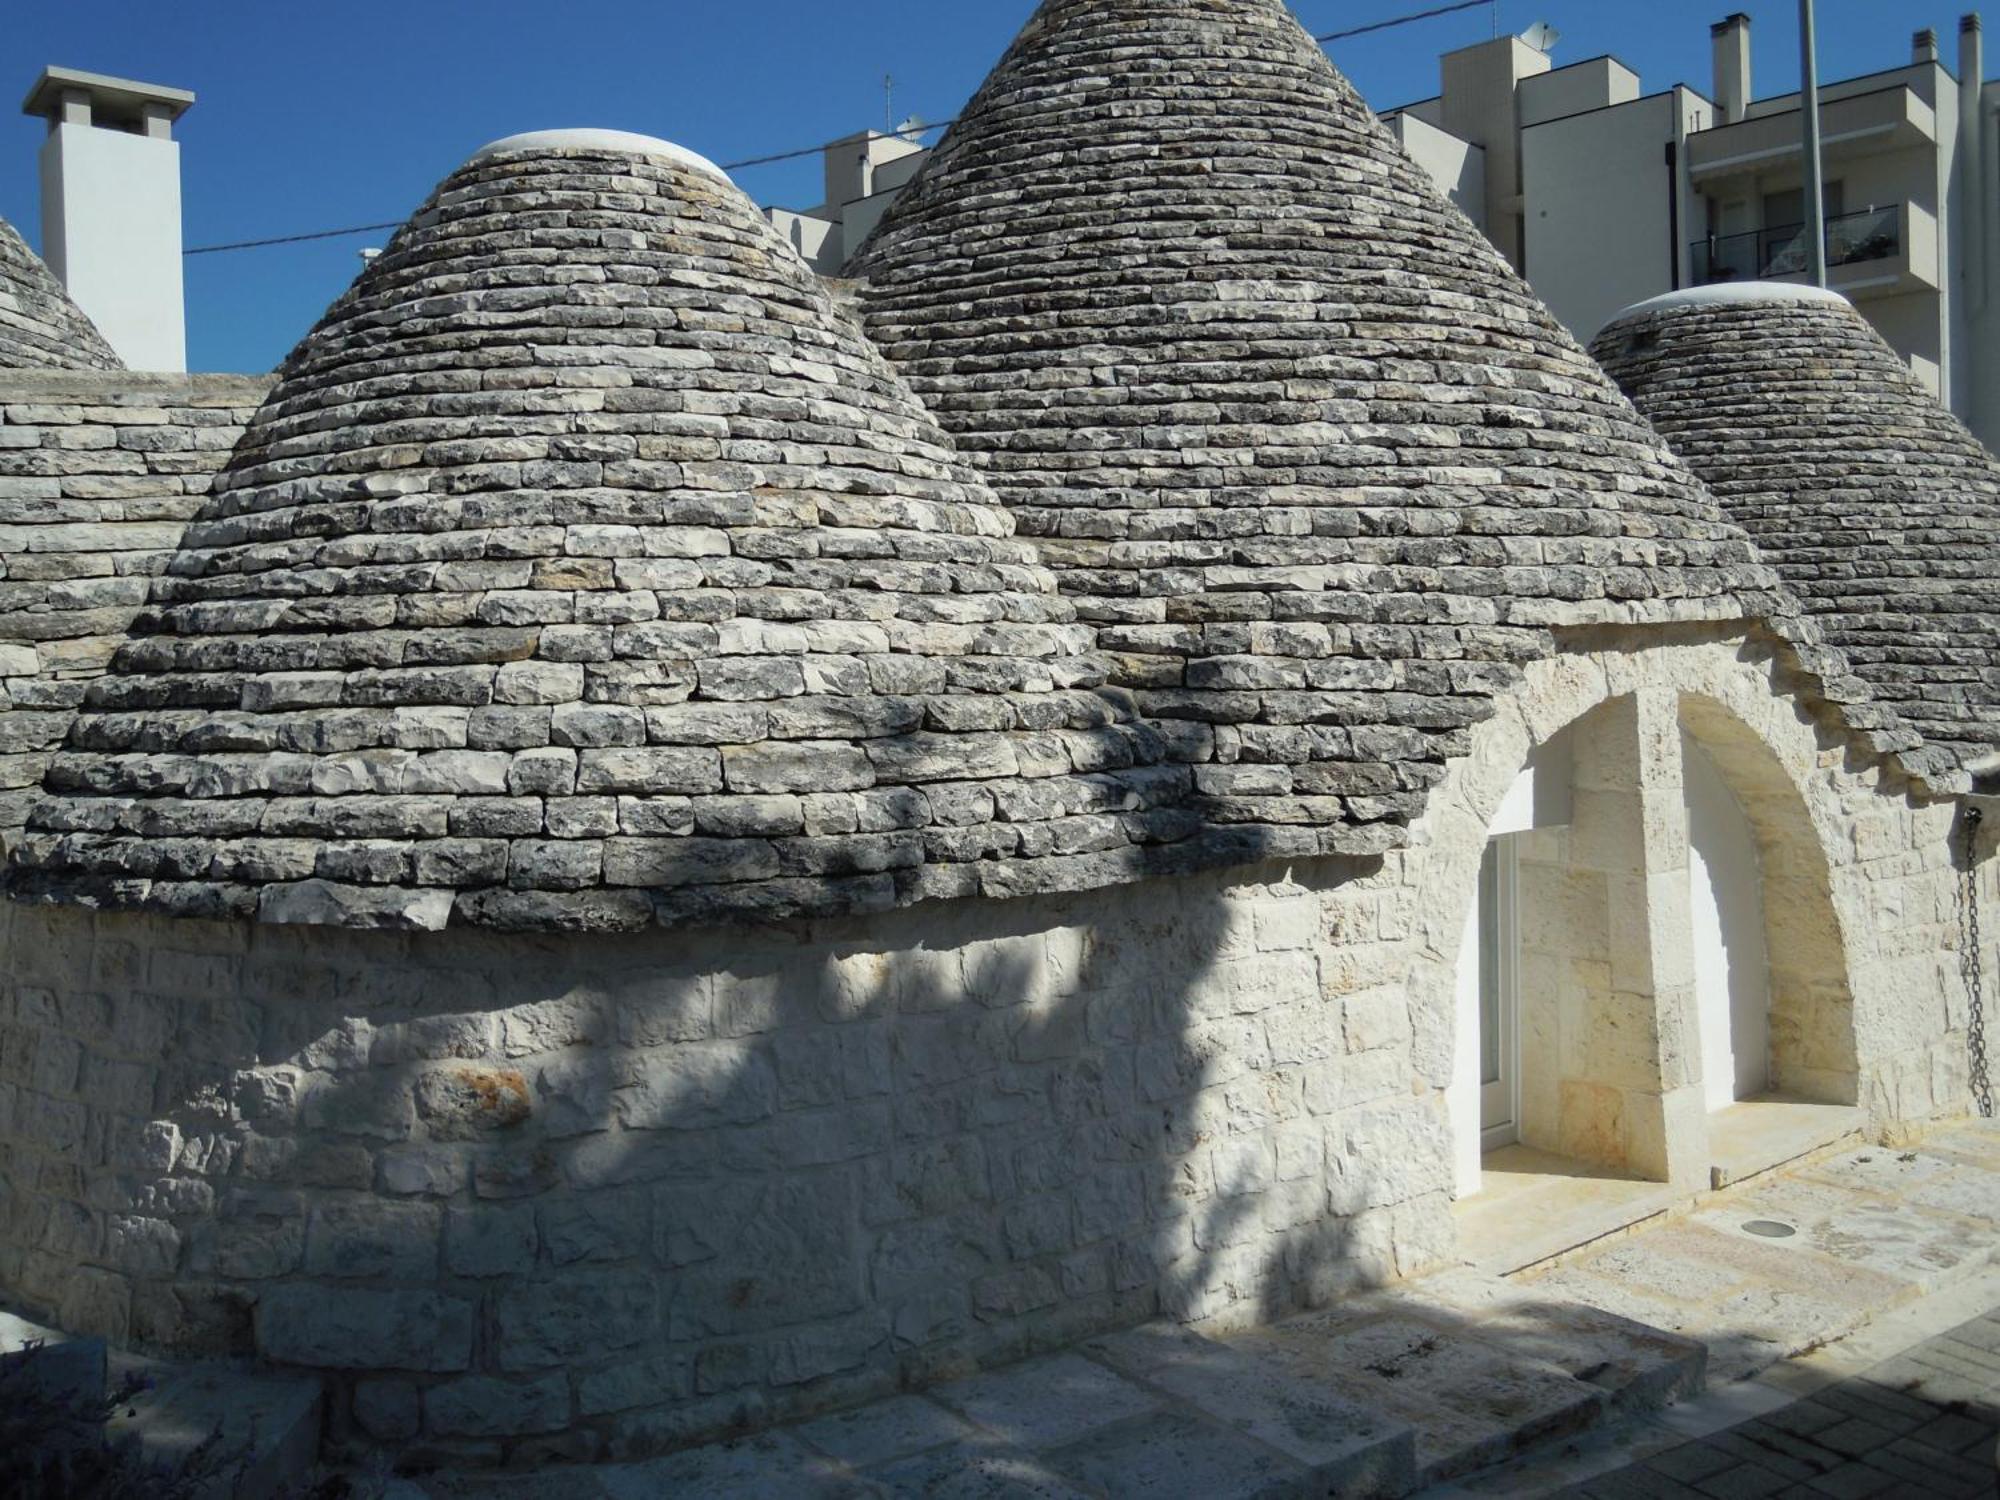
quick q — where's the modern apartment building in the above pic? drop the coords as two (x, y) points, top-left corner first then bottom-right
(1383, 13), (1998, 448)
(766, 126), (928, 274)
(770, 13), (2000, 450)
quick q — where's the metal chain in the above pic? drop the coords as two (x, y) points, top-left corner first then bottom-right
(1963, 807), (1993, 1118)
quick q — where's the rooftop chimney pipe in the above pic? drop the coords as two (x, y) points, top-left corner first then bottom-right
(20, 66), (193, 372)
(1712, 13), (1753, 124)
(1914, 28), (1941, 64)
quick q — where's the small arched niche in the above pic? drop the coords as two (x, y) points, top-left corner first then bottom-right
(1678, 692), (1859, 1109)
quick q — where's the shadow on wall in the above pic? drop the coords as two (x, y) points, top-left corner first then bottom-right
(0, 833), (1459, 1466)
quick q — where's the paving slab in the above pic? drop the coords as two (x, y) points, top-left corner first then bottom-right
(1692, 1174), (1994, 1292)
(1704, 1099), (1863, 1190)
(3, 1303), (321, 1500)
(1796, 1142), (2000, 1224)
(863, 1434), (1094, 1499)
(109, 1361), (325, 1500)
(929, 1351), (1160, 1452)
(1235, 1312), (1609, 1484)
(792, 1393), (977, 1470)
(1398, 1269), (1706, 1412)
(1041, 1408), (1312, 1499)
(1084, 1323), (1415, 1495)
(598, 1433), (873, 1499)
(0, 1306), (105, 1406)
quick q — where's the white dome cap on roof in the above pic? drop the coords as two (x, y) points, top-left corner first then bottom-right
(1597, 280), (1849, 337)
(469, 128), (731, 184)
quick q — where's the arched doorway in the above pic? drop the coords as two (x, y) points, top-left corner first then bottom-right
(1433, 661), (1867, 1262)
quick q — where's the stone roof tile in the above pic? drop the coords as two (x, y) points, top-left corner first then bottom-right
(0, 217), (120, 371)
(848, 0), (1793, 839)
(7, 135), (1219, 930)
(1593, 284), (2000, 776)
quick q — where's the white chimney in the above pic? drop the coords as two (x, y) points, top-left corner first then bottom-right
(1913, 28), (1941, 64)
(1711, 13), (1752, 125)
(21, 67), (194, 372)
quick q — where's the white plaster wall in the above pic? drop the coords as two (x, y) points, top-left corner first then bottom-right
(1388, 113), (1488, 228)
(39, 125), (185, 373)
(1683, 730), (1772, 1109)
(1450, 896), (1483, 1198)
(1522, 93), (1678, 344)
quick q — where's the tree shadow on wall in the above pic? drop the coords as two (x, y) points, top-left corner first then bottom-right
(2, 820), (1792, 1481)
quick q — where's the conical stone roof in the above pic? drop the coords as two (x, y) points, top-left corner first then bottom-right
(9, 130), (1196, 932)
(0, 216), (119, 370)
(1593, 284), (2000, 776)
(849, 0), (1803, 846)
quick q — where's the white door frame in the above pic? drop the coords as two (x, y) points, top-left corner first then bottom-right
(1479, 836), (1522, 1151)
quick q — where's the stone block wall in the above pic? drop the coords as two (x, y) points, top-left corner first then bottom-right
(0, 371), (271, 850)
(0, 854), (1451, 1465)
(0, 629), (1988, 1465)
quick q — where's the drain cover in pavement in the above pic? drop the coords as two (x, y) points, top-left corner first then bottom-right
(1741, 1219), (1798, 1239)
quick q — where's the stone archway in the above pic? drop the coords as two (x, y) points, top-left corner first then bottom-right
(1407, 633), (1875, 1213)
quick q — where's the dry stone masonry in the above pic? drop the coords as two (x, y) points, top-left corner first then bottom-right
(0, 217), (119, 372)
(848, 0), (1932, 840)
(1594, 283), (2000, 778)
(0, 0), (1993, 1473)
(7, 134), (1233, 933)
(0, 371), (269, 851)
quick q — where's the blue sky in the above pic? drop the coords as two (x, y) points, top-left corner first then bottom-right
(4, 1), (1988, 373)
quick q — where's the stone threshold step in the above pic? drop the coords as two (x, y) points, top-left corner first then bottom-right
(1223, 1267), (1706, 1489)
(1, 1306), (323, 1499)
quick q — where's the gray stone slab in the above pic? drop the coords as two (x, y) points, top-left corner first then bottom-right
(1042, 1408), (1306, 1499)
(598, 1432), (872, 1499)
(1399, 1269), (1706, 1412)
(1237, 1313), (1606, 1484)
(1799, 1145), (2000, 1226)
(930, 1351), (1157, 1451)
(0, 1308), (104, 1407)
(107, 1362), (324, 1499)
(1693, 1178), (1990, 1294)
(792, 1394), (975, 1469)
(866, 1435), (1094, 1499)
(1083, 1323), (1414, 1494)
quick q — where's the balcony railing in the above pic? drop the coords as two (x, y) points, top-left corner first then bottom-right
(1691, 205), (1902, 285)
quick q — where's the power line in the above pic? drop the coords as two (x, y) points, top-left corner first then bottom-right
(186, 0), (1486, 259)
(182, 119), (956, 256)
(185, 221), (407, 256)
(1316, 0), (1488, 43)
(715, 118), (950, 173)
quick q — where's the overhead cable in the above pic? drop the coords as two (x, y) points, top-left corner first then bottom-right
(186, 1), (1487, 257)
(1317, 0), (1488, 43)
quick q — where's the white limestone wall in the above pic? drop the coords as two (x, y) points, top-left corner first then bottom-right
(0, 629), (1986, 1464)
(0, 856), (1453, 1464)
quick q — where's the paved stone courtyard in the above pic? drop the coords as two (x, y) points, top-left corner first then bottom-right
(1554, 1311), (2000, 1499)
(387, 1121), (2000, 1498)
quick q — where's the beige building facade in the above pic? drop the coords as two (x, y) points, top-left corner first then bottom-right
(773, 15), (2000, 452)
(1385, 13), (2000, 450)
